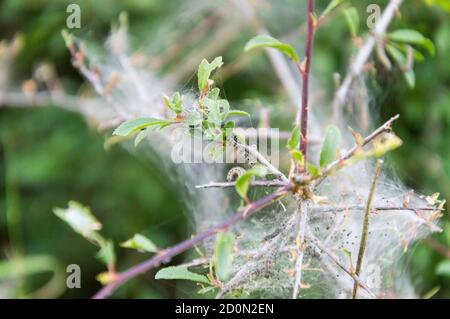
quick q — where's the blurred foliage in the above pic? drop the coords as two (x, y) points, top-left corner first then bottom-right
(0, 108), (185, 297)
(0, 0), (449, 298)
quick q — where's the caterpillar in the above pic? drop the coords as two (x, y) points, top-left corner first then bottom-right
(226, 144), (258, 182)
(227, 166), (246, 182)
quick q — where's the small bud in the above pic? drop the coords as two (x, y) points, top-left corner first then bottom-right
(300, 57), (308, 74)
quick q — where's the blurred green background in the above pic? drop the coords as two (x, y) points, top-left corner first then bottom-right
(0, 0), (449, 298)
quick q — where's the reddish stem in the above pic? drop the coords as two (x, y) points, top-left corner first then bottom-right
(299, 0), (315, 166)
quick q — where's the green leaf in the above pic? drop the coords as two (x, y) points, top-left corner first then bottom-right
(386, 43), (406, 65)
(341, 248), (354, 272)
(412, 48), (425, 62)
(214, 232), (234, 282)
(372, 133), (403, 157)
(385, 44), (416, 88)
(185, 112), (202, 126)
(247, 164), (268, 176)
(61, 29), (73, 47)
(404, 70), (416, 89)
(202, 120), (219, 140)
(134, 128), (150, 147)
(388, 29), (435, 56)
(224, 121), (235, 129)
(53, 201), (102, 243)
(197, 286), (216, 295)
(54, 201), (116, 268)
(436, 260), (450, 277)
(96, 272), (116, 285)
(96, 240), (116, 266)
(390, 42), (425, 62)
(113, 118), (168, 137)
(235, 165), (268, 199)
(208, 88), (220, 100)
(423, 286), (440, 299)
(342, 7), (359, 37)
(155, 266), (210, 284)
(225, 110), (251, 118)
(163, 92), (183, 114)
(306, 163), (321, 177)
(321, 0), (346, 18)
(204, 98), (230, 126)
(244, 35), (299, 62)
(320, 125), (341, 168)
(286, 125), (300, 150)
(198, 56), (223, 91)
(290, 150), (304, 167)
(235, 173), (252, 199)
(120, 234), (158, 253)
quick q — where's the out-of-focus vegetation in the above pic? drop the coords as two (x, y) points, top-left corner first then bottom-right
(0, 0), (449, 298)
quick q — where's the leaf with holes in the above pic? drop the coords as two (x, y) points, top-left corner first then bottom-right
(204, 98), (230, 126)
(53, 201), (102, 243)
(198, 56), (223, 91)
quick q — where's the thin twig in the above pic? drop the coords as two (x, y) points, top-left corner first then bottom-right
(196, 180), (288, 189)
(352, 160), (383, 299)
(228, 136), (289, 182)
(307, 233), (377, 298)
(323, 115), (398, 175)
(311, 206), (442, 213)
(66, 40), (130, 120)
(292, 200), (309, 298)
(292, 2), (314, 297)
(233, 128), (295, 141)
(309, 205), (442, 232)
